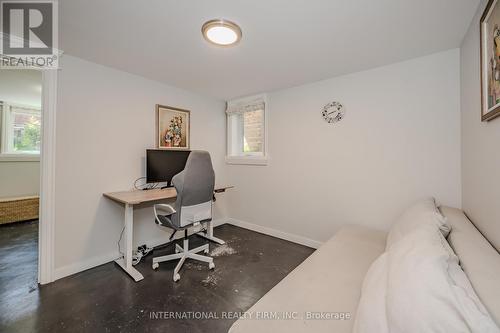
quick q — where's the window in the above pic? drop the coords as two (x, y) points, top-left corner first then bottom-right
(226, 95), (268, 165)
(1, 101), (41, 156)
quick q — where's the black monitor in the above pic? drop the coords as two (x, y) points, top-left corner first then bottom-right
(146, 149), (191, 186)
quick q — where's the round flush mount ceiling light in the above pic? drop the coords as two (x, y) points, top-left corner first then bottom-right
(202, 19), (242, 46)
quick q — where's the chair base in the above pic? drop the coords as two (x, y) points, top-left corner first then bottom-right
(152, 238), (215, 282)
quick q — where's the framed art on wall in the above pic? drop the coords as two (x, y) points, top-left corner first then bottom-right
(481, 0), (500, 121)
(156, 104), (190, 149)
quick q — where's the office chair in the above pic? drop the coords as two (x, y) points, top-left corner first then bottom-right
(152, 150), (216, 282)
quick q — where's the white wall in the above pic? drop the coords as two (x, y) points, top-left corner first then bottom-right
(461, 0), (500, 252)
(0, 70), (41, 198)
(0, 162), (39, 198)
(225, 49), (462, 244)
(54, 56), (228, 278)
(53, 49), (462, 278)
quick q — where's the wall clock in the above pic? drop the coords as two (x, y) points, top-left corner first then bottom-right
(322, 101), (345, 123)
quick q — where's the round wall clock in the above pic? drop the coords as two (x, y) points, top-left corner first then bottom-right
(321, 101), (345, 123)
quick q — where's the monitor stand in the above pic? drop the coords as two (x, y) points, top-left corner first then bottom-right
(160, 183), (172, 190)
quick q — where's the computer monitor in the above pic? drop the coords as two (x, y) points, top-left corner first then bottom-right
(146, 149), (191, 186)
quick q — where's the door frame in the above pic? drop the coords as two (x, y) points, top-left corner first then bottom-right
(1, 31), (59, 284)
(38, 70), (58, 284)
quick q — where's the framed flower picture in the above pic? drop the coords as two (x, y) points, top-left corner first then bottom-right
(481, 0), (500, 121)
(156, 104), (190, 149)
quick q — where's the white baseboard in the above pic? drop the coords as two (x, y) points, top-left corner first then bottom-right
(225, 218), (323, 249)
(53, 218), (319, 281)
(54, 251), (120, 281)
(53, 218), (228, 281)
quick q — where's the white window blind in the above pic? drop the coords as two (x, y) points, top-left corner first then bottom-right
(226, 99), (265, 115)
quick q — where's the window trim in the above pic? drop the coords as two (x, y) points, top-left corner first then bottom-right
(225, 155), (269, 165)
(0, 101), (41, 159)
(226, 94), (269, 165)
(0, 154), (40, 162)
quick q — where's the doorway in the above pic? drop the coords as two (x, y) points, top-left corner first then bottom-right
(0, 69), (43, 321)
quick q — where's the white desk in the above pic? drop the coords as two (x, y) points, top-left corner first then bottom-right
(103, 186), (233, 282)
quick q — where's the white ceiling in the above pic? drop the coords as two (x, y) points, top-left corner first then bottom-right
(60, 0), (480, 100)
(0, 70), (42, 107)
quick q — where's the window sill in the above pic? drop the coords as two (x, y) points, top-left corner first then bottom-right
(0, 154), (40, 162)
(226, 156), (268, 166)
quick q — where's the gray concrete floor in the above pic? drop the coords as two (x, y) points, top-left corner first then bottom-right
(0, 222), (314, 333)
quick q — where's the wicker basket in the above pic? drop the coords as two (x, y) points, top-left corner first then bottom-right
(0, 196), (39, 224)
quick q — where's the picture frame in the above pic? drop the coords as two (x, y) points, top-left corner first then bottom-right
(156, 104), (190, 149)
(481, 0), (500, 121)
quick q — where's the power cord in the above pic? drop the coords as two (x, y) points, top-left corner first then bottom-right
(117, 226), (153, 265)
(117, 225), (125, 259)
(114, 177), (161, 262)
(133, 177), (159, 191)
(132, 245), (153, 266)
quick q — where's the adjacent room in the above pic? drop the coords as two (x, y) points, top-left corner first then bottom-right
(0, 69), (42, 328)
(1, 0), (500, 332)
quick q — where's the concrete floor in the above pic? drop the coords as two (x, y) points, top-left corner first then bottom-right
(0, 222), (314, 333)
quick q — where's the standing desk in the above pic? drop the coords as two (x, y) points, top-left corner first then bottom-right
(103, 186), (233, 282)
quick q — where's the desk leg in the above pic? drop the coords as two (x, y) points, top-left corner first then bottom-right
(197, 220), (225, 245)
(114, 203), (144, 282)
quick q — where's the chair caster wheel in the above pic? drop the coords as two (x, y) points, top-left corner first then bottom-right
(152, 263), (159, 270)
(209, 262), (215, 270)
(173, 273), (180, 282)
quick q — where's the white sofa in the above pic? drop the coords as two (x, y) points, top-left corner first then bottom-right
(229, 207), (500, 333)
(229, 225), (386, 333)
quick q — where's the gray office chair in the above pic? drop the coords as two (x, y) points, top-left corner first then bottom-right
(152, 150), (216, 282)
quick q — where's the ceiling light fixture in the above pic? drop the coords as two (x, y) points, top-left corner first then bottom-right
(202, 19), (242, 46)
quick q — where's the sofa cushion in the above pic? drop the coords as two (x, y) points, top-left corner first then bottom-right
(229, 225), (387, 333)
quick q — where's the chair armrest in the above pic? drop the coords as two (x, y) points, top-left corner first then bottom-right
(153, 204), (176, 218)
